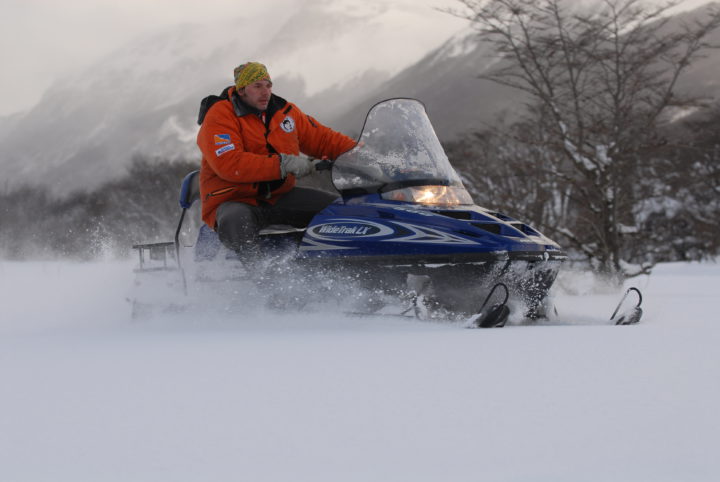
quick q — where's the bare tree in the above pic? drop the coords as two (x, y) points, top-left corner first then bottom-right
(447, 0), (720, 280)
(446, 111), (570, 233)
(636, 105), (720, 262)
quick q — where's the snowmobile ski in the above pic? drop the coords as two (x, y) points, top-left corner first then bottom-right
(610, 287), (643, 325)
(468, 282), (510, 328)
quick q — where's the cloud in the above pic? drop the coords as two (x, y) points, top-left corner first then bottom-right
(0, 0), (713, 116)
(0, 0), (251, 116)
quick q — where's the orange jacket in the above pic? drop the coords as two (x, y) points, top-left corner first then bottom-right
(196, 87), (355, 228)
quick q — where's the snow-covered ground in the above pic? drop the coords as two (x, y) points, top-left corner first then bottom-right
(1, 258), (718, 481)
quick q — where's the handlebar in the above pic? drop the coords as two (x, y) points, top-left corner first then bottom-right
(314, 159), (334, 171)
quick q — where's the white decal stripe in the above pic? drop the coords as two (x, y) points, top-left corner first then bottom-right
(300, 237), (356, 251)
(384, 221), (479, 245)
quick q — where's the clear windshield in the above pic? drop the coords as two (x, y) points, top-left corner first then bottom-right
(333, 99), (473, 205)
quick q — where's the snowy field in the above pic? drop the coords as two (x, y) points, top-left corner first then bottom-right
(1, 258), (718, 481)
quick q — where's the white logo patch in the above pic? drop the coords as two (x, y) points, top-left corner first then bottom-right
(215, 143), (235, 157)
(280, 116), (295, 133)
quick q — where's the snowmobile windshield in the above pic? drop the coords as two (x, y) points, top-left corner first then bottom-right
(333, 98), (473, 205)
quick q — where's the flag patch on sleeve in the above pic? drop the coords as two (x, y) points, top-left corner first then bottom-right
(215, 143), (235, 156)
(214, 134), (231, 145)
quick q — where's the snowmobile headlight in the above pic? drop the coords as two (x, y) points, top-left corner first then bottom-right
(381, 185), (474, 205)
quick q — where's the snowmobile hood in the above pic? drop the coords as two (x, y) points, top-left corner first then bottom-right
(300, 194), (565, 263)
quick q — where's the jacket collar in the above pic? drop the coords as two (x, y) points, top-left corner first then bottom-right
(196, 87), (290, 126)
(231, 90), (288, 120)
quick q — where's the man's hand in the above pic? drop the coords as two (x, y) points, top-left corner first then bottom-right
(279, 154), (314, 179)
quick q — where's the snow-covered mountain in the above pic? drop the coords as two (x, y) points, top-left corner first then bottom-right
(329, 27), (522, 140)
(0, 0), (465, 196)
(333, 1), (720, 139)
(1, 0), (718, 197)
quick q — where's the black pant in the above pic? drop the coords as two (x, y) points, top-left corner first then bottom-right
(215, 187), (338, 253)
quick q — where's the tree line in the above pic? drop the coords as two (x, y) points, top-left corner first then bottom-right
(0, 110), (717, 275)
(445, 103), (720, 270)
(1, 101), (716, 271)
(0, 156), (199, 260)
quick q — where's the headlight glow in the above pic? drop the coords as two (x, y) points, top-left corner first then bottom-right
(381, 185), (474, 205)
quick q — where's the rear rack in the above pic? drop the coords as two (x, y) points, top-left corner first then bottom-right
(132, 170), (199, 292)
(132, 241), (176, 272)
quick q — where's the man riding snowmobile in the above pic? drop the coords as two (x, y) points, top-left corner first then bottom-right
(196, 61), (356, 258)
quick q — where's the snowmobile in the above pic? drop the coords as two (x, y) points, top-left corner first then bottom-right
(132, 98), (642, 327)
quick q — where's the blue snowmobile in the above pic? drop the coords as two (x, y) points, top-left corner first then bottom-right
(134, 98), (573, 326)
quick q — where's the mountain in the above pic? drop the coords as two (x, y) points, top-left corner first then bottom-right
(331, 1), (720, 140)
(0, 0), (465, 197)
(327, 28), (524, 140)
(1, 0), (719, 197)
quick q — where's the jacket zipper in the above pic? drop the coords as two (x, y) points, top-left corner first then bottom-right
(206, 187), (235, 199)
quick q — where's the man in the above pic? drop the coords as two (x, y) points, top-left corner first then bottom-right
(196, 62), (355, 256)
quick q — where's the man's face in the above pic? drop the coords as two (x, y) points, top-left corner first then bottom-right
(239, 79), (272, 111)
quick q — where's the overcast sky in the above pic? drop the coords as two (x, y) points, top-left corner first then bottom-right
(0, 0), (712, 117)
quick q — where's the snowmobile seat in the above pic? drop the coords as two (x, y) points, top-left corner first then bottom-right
(179, 170), (200, 209)
(175, 170), (302, 238)
(175, 170), (304, 260)
(175, 170), (200, 243)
